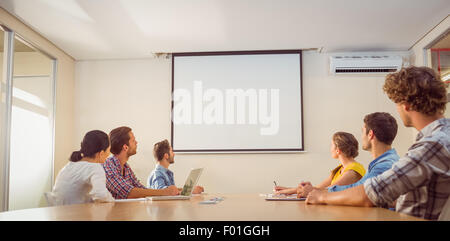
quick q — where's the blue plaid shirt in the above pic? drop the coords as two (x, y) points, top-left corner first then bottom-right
(148, 164), (175, 189)
(328, 149), (399, 192)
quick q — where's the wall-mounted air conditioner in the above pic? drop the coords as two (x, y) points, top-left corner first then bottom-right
(330, 54), (403, 74)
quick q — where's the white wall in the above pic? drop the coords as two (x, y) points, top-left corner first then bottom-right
(74, 51), (413, 194)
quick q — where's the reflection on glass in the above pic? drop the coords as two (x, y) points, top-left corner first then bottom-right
(429, 32), (450, 119)
(8, 36), (54, 210)
(430, 32), (450, 82)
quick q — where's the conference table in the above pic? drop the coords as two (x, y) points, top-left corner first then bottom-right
(0, 193), (424, 221)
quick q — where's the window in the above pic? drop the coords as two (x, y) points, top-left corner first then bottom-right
(430, 32), (450, 83)
(0, 26), (56, 211)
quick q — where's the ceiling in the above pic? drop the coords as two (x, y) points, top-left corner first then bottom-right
(1, 0), (449, 60)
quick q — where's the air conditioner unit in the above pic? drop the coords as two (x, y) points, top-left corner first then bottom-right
(330, 54), (403, 74)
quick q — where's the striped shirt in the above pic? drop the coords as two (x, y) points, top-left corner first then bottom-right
(364, 118), (450, 220)
(102, 156), (146, 199)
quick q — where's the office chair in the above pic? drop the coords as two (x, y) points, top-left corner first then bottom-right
(44, 192), (60, 207)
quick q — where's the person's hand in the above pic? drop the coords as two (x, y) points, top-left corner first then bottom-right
(273, 186), (287, 192)
(275, 188), (297, 195)
(296, 182), (313, 198)
(305, 189), (327, 205)
(192, 185), (204, 194)
(165, 185), (179, 195)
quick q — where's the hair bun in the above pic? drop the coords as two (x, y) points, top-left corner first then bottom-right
(70, 150), (83, 162)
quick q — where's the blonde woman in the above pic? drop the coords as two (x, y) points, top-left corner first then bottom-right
(275, 132), (365, 196)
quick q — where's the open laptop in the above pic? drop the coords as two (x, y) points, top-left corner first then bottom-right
(147, 168), (203, 201)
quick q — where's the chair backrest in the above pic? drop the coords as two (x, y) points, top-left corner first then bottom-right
(438, 195), (450, 221)
(44, 192), (62, 207)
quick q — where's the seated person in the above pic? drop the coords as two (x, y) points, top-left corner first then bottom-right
(52, 130), (114, 205)
(305, 66), (449, 220)
(102, 127), (178, 199)
(297, 112), (400, 197)
(148, 139), (204, 194)
(275, 132), (365, 195)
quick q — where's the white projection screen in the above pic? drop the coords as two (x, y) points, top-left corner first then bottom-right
(171, 50), (303, 153)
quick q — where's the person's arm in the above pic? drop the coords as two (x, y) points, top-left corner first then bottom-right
(150, 175), (170, 190)
(274, 186), (289, 192)
(328, 176), (366, 192)
(276, 188), (297, 195)
(308, 141), (440, 207)
(128, 185), (179, 198)
(296, 181), (329, 198)
(328, 159), (394, 192)
(129, 168), (147, 189)
(363, 142), (439, 208)
(316, 175), (333, 189)
(296, 174), (333, 197)
(329, 170), (362, 187)
(103, 165), (136, 199)
(90, 167), (115, 202)
(306, 185), (375, 207)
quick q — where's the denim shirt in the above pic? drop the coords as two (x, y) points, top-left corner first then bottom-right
(147, 164), (175, 189)
(328, 149), (399, 192)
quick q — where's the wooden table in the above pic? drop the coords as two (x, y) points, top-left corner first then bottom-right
(0, 193), (424, 221)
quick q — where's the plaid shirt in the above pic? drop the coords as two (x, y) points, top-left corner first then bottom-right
(364, 118), (450, 220)
(102, 156), (146, 199)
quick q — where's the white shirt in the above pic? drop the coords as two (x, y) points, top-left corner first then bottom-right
(52, 161), (114, 205)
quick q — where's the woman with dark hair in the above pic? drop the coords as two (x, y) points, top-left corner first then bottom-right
(51, 130), (114, 205)
(274, 132), (365, 196)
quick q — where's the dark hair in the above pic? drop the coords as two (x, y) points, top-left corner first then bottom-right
(332, 132), (359, 158)
(383, 66), (448, 115)
(109, 126), (132, 155)
(70, 130), (110, 162)
(153, 139), (171, 161)
(364, 112), (398, 145)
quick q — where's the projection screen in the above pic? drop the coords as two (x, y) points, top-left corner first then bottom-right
(171, 50), (303, 153)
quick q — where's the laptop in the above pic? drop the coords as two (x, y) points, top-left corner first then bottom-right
(147, 168), (203, 201)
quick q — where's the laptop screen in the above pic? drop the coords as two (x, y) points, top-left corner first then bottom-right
(180, 168), (203, 196)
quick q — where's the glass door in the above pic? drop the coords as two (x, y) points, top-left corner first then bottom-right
(8, 35), (55, 210)
(0, 27), (56, 211)
(428, 31), (450, 119)
(0, 26), (7, 212)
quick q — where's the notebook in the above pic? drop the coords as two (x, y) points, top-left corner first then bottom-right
(114, 198), (147, 202)
(147, 168), (203, 201)
(264, 194), (306, 201)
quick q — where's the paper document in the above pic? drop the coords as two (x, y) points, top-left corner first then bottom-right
(114, 198), (147, 202)
(264, 194), (306, 201)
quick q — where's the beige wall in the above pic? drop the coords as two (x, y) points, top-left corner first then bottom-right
(74, 51), (413, 194)
(0, 7), (75, 206)
(0, 52), (52, 76)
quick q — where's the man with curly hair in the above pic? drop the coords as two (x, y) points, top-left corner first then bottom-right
(306, 66), (449, 220)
